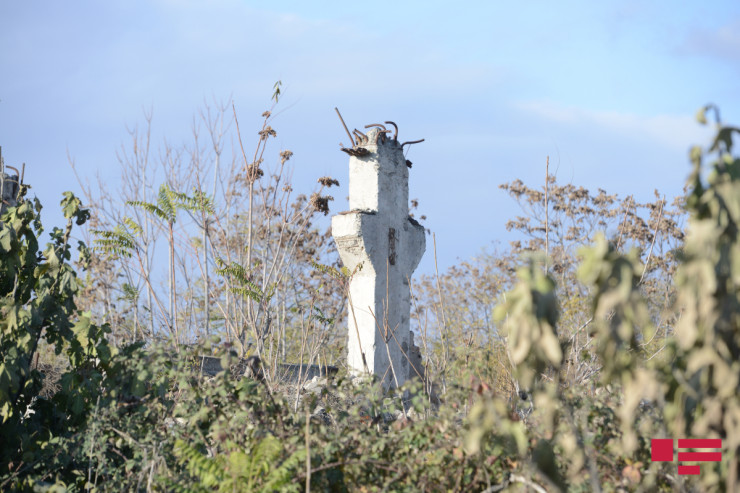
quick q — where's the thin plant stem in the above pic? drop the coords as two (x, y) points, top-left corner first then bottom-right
(640, 196), (665, 284)
(305, 410), (311, 493)
(545, 155), (549, 272)
(432, 233), (449, 391)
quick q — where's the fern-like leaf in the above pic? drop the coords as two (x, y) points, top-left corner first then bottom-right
(261, 447), (305, 492)
(91, 226), (137, 258)
(174, 439), (225, 489)
(310, 260), (344, 280)
(127, 199), (170, 222)
(122, 216), (143, 235)
(157, 184), (177, 221)
(229, 285), (265, 303)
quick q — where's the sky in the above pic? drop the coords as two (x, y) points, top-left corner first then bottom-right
(1, 1), (739, 276)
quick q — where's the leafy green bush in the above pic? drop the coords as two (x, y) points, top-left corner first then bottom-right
(464, 109), (740, 491)
(1, 189), (114, 489)
(2, 108), (739, 492)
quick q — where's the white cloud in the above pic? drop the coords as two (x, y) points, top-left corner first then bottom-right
(679, 17), (740, 63)
(514, 100), (713, 152)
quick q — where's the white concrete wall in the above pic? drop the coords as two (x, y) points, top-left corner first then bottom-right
(332, 128), (425, 388)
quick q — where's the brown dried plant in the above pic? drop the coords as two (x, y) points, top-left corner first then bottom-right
(73, 95), (345, 384)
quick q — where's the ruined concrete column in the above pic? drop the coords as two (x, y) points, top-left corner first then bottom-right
(1, 148), (20, 218)
(332, 126), (425, 388)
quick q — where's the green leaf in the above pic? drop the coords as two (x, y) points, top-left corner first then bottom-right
(696, 106), (708, 124)
(0, 227), (12, 252)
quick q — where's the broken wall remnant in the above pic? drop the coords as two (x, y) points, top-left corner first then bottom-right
(331, 124), (425, 388)
(0, 147), (21, 218)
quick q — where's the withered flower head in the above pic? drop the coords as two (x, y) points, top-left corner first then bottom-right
(246, 162), (264, 182)
(310, 192), (334, 216)
(258, 126), (277, 140)
(280, 150), (293, 164)
(318, 176), (340, 188)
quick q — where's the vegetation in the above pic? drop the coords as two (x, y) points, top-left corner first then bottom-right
(1, 98), (739, 491)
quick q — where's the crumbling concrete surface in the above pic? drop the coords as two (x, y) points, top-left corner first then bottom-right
(332, 127), (425, 388)
(1, 171), (19, 217)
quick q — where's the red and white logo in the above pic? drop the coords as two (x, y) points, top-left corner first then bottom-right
(651, 439), (722, 475)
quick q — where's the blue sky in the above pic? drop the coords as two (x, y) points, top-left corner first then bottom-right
(1, 1), (739, 275)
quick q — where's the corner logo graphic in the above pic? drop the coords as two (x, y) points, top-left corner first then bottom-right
(651, 439), (722, 475)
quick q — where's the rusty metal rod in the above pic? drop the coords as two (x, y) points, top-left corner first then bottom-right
(364, 123), (387, 131)
(401, 139), (425, 148)
(384, 121), (398, 140)
(335, 107), (355, 147)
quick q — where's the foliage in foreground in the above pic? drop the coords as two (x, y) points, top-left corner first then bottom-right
(0, 109), (739, 491)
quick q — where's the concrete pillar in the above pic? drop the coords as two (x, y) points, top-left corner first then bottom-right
(1, 149), (20, 218)
(332, 127), (425, 388)
(0, 173), (19, 217)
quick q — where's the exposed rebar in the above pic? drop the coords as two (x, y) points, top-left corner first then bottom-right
(364, 123), (387, 131)
(384, 121), (398, 140)
(334, 107), (355, 147)
(401, 139), (425, 148)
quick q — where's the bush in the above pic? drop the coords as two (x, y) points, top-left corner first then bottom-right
(1, 108), (738, 491)
(1, 189), (114, 489)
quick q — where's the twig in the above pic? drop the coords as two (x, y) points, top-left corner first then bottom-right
(615, 196), (633, 251)
(545, 155), (549, 272)
(480, 483), (507, 493)
(509, 474), (548, 493)
(481, 473), (549, 493)
(455, 450), (467, 492)
(389, 282), (425, 380)
(110, 426), (142, 446)
(87, 396), (101, 487)
(640, 316), (663, 347)
(408, 276), (435, 403)
(639, 196), (665, 284)
(147, 443), (158, 492)
(367, 295), (402, 390)
(568, 317), (593, 342)
(432, 233), (450, 393)
(382, 260), (401, 388)
(347, 284), (371, 375)
(646, 343), (667, 361)
(296, 459), (401, 479)
(305, 410), (311, 493)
